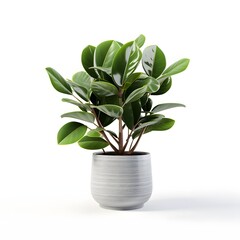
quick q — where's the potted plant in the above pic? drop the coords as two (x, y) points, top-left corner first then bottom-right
(46, 34), (189, 210)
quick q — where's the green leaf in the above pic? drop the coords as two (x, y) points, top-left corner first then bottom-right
(98, 112), (114, 127)
(112, 41), (142, 86)
(105, 130), (118, 138)
(61, 98), (89, 111)
(142, 45), (166, 78)
(142, 98), (153, 112)
(152, 77), (172, 95)
(152, 103), (185, 113)
(135, 34), (145, 48)
(147, 118), (175, 131)
(92, 104), (123, 118)
(126, 76), (159, 95)
(124, 86), (147, 105)
(145, 76), (160, 93)
(123, 72), (142, 90)
(95, 96), (119, 126)
(162, 58), (190, 77)
(61, 111), (95, 123)
(86, 129), (101, 137)
(68, 81), (89, 101)
(140, 93), (149, 107)
(89, 66), (112, 75)
(91, 81), (118, 97)
(135, 114), (164, 131)
(78, 136), (109, 150)
(46, 67), (72, 94)
(100, 95), (119, 105)
(72, 71), (92, 90)
(123, 100), (141, 130)
(81, 45), (98, 78)
(95, 40), (121, 68)
(57, 122), (87, 145)
(132, 118), (175, 139)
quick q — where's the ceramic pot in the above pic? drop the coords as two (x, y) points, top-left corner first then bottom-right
(91, 152), (152, 210)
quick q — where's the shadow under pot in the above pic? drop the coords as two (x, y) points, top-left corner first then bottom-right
(91, 152), (152, 210)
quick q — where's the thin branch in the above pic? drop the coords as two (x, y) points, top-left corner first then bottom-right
(118, 116), (124, 154)
(123, 119), (142, 152)
(129, 138), (134, 151)
(129, 127), (146, 154)
(108, 132), (119, 144)
(118, 88), (124, 154)
(122, 129), (134, 152)
(69, 93), (117, 152)
(71, 93), (84, 104)
(91, 109), (118, 152)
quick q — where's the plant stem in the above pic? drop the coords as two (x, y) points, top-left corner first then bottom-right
(129, 138), (134, 151)
(129, 127), (146, 154)
(71, 93), (84, 104)
(123, 120), (142, 153)
(118, 116), (124, 154)
(122, 129), (133, 152)
(91, 109), (118, 152)
(108, 133), (119, 144)
(71, 92), (118, 152)
(118, 89), (124, 154)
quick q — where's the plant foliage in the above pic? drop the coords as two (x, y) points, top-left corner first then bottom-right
(46, 35), (189, 154)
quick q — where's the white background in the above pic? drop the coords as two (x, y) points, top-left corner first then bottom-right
(0, 0), (240, 239)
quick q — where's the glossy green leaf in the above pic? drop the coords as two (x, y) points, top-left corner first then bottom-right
(94, 40), (121, 81)
(95, 40), (121, 68)
(140, 93), (149, 107)
(61, 98), (89, 111)
(148, 118), (175, 131)
(91, 81), (118, 97)
(100, 95), (119, 105)
(123, 72), (142, 90)
(72, 71), (92, 90)
(142, 98), (153, 112)
(46, 67), (72, 94)
(95, 96), (119, 126)
(152, 77), (172, 95)
(61, 111), (95, 123)
(89, 66), (112, 75)
(86, 129), (101, 137)
(135, 114), (164, 131)
(145, 77), (160, 93)
(92, 104), (123, 118)
(123, 100), (141, 130)
(127, 76), (159, 95)
(142, 45), (166, 78)
(81, 45), (98, 78)
(162, 58), (190, 77)
(132, 118), (174, 139)
(106, 130), (118, 138)
(98, 112), (115, 127)
(152, 103), (185, 113)
(68, 81), (89, 101)
(135, 34), (145, 48)
(57, 122), (87, 145)
(124, 86), (147, 105)
(112, 41), (142, 86)
(90, 93), (99, 105)
(78, 136), (109, 150)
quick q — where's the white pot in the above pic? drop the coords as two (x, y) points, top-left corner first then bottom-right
(91, 152), (152, 210)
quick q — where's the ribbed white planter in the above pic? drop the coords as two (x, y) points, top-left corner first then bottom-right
(91, 152), (152, 210)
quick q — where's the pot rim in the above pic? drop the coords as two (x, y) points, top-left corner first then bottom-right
(93, 151), (150, 157)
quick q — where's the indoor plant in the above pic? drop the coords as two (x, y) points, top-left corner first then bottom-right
(46, 34), (189, 210)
